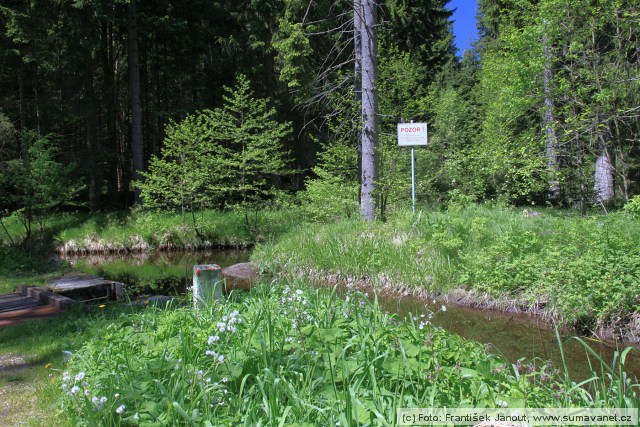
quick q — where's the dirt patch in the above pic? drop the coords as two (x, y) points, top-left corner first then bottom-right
(0, 353), (50, 426)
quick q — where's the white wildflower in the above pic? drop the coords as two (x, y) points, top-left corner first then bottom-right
(208, 335), (220, 345)
(71, 386), (80, 394)
(62, 371), (71, 382)
(75, 371), (86, 381)
(133, 413), (139, 421)
(441, 305), (447, 312)
(116, 404), (126, 414)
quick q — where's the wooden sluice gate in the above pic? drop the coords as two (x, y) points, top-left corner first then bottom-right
(47, 273), (125, 303)
(0, 273), (127, 327)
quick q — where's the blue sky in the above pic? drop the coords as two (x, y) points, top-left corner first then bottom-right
(449, 0), (479, 55)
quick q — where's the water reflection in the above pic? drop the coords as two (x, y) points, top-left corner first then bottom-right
(380, 293), (640, 382)
(65, 250), (640, 382)
(64, 250), (250, 295)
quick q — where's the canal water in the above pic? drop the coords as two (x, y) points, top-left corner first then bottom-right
(63, 250), (640, 382)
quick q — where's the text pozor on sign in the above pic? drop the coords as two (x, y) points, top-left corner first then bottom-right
(397, 123), (428, 146)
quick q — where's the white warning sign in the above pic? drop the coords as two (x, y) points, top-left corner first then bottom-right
(397, 123), (428, 146)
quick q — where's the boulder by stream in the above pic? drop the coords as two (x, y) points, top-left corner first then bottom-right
(222, 262), (257, 293)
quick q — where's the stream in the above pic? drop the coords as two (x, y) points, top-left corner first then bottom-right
(62, 250), (640, 382)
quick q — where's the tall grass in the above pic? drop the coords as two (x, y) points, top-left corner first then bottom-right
(253, 204), (640, 333)
(58, 281), (639, 426)
(0, 208), (301, 253)
(553, 327), (640, 409)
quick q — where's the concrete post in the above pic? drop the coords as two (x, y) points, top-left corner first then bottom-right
(193, 264), (223, 308)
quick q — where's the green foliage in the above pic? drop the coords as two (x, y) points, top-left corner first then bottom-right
(58, 282), (615, 426)
(299, 140), (359, 222)
(254, 205), (640, 332)
(623, 196), (640, 217)
(0, 111), (17, 158)
(138, 111), (231, 212)
(138, 75), (292, 235)
(213, 74), (292, 208)
(0, 131), (82, 247)
(53, 208), (301, 252)
(273, 19), (312, 89)
(474, 22), (547, 202)
(468, 0), (640, 206)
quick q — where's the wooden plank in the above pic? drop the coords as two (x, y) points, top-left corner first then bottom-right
(0, 294), (42, 314)
(48, 274), (113, 292)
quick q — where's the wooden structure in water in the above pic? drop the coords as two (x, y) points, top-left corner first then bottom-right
(0, 273), (126, 326)
(47, 273), (125, 303)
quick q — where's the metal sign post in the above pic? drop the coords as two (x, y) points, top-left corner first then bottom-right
(397, 122), (428, 213)
(411, 146), (416, 213)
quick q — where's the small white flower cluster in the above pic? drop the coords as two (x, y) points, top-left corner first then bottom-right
(63, 371), (126, 415)
(410, 312), (435, 330)
(206, 310), (243, 361)
(91, 396), (108, 410)
(205, 349), (225, 364)
(216, 310), (243, 333)
(280, 286), (314, 329)
(62, 371), (90, 395)
(411, 304), (447, 330)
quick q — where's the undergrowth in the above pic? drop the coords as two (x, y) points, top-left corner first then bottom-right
(253, 204), (640, 333)
(57, 282), (639, 426)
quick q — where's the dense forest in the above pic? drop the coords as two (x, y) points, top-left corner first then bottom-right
(1, 0), (639, 223)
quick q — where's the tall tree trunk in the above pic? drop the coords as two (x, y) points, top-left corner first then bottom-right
(593, 132), (614, 204)
(84, 48), (100, 213)
(128, 0), (144, 205)
(360, 0), (377, 220)
(101, 19), (120, 206)
(354, 0), (362, 106)
(354, 0), (363, 203)
(18, 72), (25, 131)
(542, 34), (560, 202)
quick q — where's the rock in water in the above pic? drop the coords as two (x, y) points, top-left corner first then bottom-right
(222, 263), (257, 293)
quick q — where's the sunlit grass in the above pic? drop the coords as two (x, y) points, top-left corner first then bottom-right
(253, 204), (640, 331)
(55, 281), (639, 426)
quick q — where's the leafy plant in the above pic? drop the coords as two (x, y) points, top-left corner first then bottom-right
(59, 282), (616, 426)
(0, 131), (83, 249)
(137, 75), (292, 238)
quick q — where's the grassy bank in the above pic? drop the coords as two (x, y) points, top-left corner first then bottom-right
(0, 245), (69, 294)
(253, 204), (640, 336)
(1, 208), (301, 254)
(56, 282), (639, 426)
(0, 304), (128, 426)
